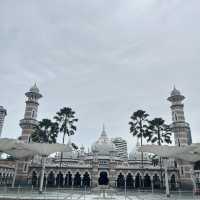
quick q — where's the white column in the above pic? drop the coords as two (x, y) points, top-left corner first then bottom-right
(39, 156), (46, 193)
(12, 160), (19, 188)
(151, 177), (154, 193)
(190, 169), (197, 195)
(163, 158), (170, 197)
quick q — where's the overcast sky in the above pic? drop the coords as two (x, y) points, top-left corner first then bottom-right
(0, 0), (200, 152)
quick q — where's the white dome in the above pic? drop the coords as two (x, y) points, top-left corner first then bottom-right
(129, 141), (149, 160)
(91, 126), (117, 156)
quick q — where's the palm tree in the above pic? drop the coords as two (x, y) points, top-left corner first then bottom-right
(31, 119), (59, 144)
(54, 107), (78, 166)
(147, 118), (172, 146)
(147, 117), (172, 188)
(54, 107), (78, 144)
(129, 110), (149, 168)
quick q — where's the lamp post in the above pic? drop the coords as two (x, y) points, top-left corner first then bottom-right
(163, 158), (170, 197)
(124, 178), (127, 200)
(12, 160), (18, 188)
(39, 156), (46, 193)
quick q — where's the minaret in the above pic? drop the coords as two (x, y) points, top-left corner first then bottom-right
(0, 106), (7, 137)
(167, 86), (192, 146)
(168, 86), (193, 189)
(19, 83), (42, 143)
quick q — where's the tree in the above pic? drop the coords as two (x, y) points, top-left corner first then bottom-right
(54, 107), (78, 167)
(129, 110), (149, 168)
(147, 117), (172, 188)
(147, 118), (172, 146)
(31, 119), (59, 144)
(54, 107), (78, 144)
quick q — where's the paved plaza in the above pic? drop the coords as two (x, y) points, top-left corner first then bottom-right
(0, 188), (199, 200)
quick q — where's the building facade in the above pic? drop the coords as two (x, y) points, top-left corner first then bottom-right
(111, 137), (128, 160)
(28, 127), (178, 190)
(0, 106), (7, 137)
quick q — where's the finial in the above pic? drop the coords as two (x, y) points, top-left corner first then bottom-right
(101, 123), (107, 136)
(103, 123), (105, 132)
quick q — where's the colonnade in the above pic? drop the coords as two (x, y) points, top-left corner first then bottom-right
(0, 173), (13, 186)
(32, 171), (91, 188)
(116, 173), (177, 190)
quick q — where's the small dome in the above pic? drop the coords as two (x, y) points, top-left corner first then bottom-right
(129, 140), (149, 160)
(30, 83), (40, 93)
(91, 125), (117, 156)
(171, 86), (181, 96)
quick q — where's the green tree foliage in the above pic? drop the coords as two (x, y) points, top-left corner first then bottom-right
(31, 119), (59, 143)
(54, 107), (78, 144)
(147, 118), (172, 145)
(129, 110), (149, 145)
(129, 110), (149, 168)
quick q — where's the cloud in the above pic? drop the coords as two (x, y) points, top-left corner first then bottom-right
(0, 0), (200, 151)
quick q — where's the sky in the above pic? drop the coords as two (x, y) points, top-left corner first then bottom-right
(0, 0), (200, 153)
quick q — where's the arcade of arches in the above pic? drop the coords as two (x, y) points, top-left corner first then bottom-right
(32, 171), (91, 188)
(0, 172), (13, 186)
(31, 171), (177, 190)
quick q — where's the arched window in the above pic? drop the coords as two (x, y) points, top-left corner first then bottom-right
(32, 110), (36, 118)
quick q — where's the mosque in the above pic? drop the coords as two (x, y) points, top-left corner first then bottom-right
(0, 84), (195, 190)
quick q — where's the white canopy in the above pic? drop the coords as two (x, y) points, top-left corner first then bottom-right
(0, 138), (66, 158)
(25, 142), (66, 156)
(139, 144), (200, 163)
(0, 138), (23, 152)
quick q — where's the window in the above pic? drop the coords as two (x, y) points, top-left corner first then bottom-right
(32, 110), (35, 118)
(23, 163), (28, 172)
(181, 167), (184, 175)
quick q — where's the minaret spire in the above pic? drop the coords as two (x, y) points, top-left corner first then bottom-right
(101, 123), (107, 137)
(19, 83), (42, 143)
(167, 87), (192, 146)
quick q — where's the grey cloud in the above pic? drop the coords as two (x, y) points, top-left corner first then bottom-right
(0, 0), (200, 151)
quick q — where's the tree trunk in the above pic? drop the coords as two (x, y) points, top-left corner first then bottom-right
(140, 120), (143, 169)
(158, 127), (163, 188)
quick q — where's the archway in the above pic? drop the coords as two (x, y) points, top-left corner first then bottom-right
(0, 173), (2, 185)
(126, 173), (134, 189)
(56, 172), (64, 187)
(117, 173), (125, 188)
(170, 174), (176, 190)
(98, 171), (109, 185)
(144, 174), (151, 188)
(43, 174), (47, 186)
(135, 173), (142, 188)
(8, 174), (12, 185)
(32, 171), (37, 187)
(65, 172), (72, 187)
(47, 171), (55, 187)
(74, 172), (81, 187)
(153, 174), (160, 189)
(194, 161), (200, 170)
(82, 172), (90, 187)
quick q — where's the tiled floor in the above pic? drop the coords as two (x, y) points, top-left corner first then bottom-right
(0, 190), (199, 200)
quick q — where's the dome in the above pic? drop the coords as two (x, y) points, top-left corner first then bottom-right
(91, 125), (117, 156)
(129, 140), (149, 160)
(170, 86), (181, 96)
(62, 139), (75, 158)
(30, 83), (40, 93)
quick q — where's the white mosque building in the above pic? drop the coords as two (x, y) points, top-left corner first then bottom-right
(0, 84), (196, 190)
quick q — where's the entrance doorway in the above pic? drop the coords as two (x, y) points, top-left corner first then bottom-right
(98, 171), (109, 185)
